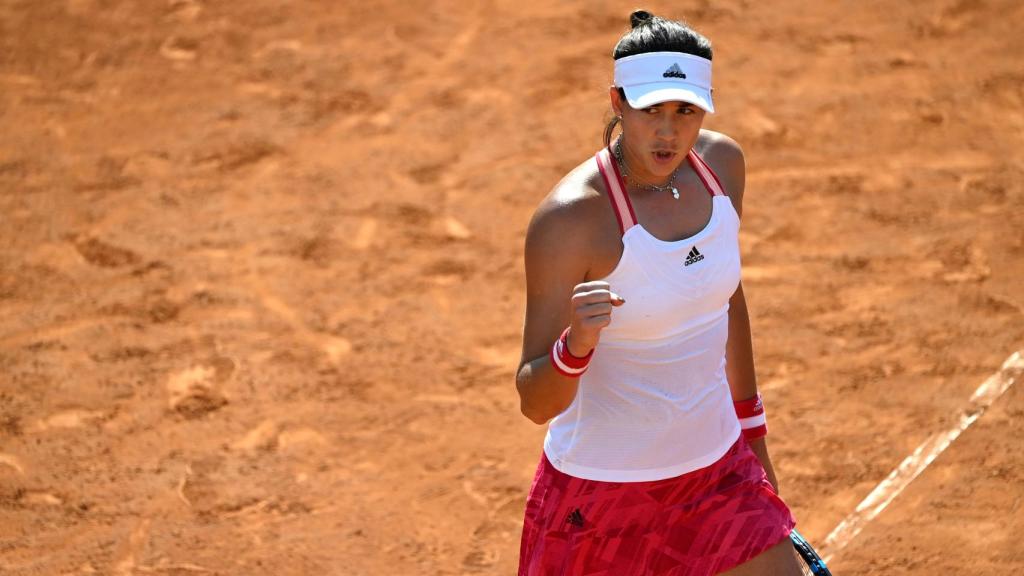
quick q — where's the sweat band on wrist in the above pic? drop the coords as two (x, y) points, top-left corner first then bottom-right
(549, 327), (593, 377)
(734, 393), (768, 441)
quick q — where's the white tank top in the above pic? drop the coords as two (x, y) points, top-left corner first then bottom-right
(543, 145), (743, 482)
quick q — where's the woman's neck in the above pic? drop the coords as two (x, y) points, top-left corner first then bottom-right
(615, 138), (679, 188)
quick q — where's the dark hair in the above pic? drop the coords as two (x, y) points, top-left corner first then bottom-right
(612, 10), (712, 61)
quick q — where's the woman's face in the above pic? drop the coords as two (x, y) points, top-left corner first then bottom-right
(610, 87), (706, 183)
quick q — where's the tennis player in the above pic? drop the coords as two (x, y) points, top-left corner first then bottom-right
(515, 10), (801, 575)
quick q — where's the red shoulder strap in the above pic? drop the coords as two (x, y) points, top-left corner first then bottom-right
(595, 147), (637, 236)
(687, 149), (727, 197)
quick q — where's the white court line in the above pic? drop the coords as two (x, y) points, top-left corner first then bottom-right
(820, 350), (1024, 563)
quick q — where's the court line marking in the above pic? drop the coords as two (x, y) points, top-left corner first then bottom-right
(820, 350), (1024, 563)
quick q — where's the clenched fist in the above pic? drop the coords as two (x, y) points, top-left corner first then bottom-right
(566, 281), (626, 357)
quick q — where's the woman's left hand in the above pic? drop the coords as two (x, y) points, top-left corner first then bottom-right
(746, 436), (780, 494)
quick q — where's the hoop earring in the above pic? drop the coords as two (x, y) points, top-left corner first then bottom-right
(603, 115), (621, 149)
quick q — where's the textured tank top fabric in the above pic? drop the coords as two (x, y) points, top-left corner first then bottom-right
(543, 146), (743, 482)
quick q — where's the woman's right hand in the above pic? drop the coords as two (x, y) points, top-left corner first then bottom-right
(567, 281), (625, 356)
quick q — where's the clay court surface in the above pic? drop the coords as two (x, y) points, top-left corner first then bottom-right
(1, 0), (1023, 574)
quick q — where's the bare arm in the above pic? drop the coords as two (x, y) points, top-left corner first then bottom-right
(705, 131), (782, 493)
(515, 184), (623, 424)
(725, 283), (779, 492)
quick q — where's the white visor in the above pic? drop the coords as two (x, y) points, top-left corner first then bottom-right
(613, 51), (714, 113)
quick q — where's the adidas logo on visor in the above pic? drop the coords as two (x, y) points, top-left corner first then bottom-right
(662, 63), (687, 79)
(684, 246), (704, 266)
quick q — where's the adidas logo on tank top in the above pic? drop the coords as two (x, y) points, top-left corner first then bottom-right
(684, 246), (704, 266)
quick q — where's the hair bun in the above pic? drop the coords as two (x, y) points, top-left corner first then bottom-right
(629, 10), (655, 28)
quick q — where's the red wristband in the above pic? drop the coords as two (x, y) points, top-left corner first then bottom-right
(549, 327), (593, 377)
(734, 393), (768, 441)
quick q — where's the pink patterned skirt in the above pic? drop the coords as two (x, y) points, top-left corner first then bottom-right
(518, 435), (796, 576)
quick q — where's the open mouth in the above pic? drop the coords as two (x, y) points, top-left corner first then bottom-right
(653, 150), (676, 162)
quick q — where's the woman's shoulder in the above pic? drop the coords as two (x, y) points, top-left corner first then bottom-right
(528, 156), (611, 235)
(695, 129), (744, 174)
(695, 129), (746, 205)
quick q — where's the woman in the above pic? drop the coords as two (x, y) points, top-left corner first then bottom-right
(515, 10), (801, 576)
